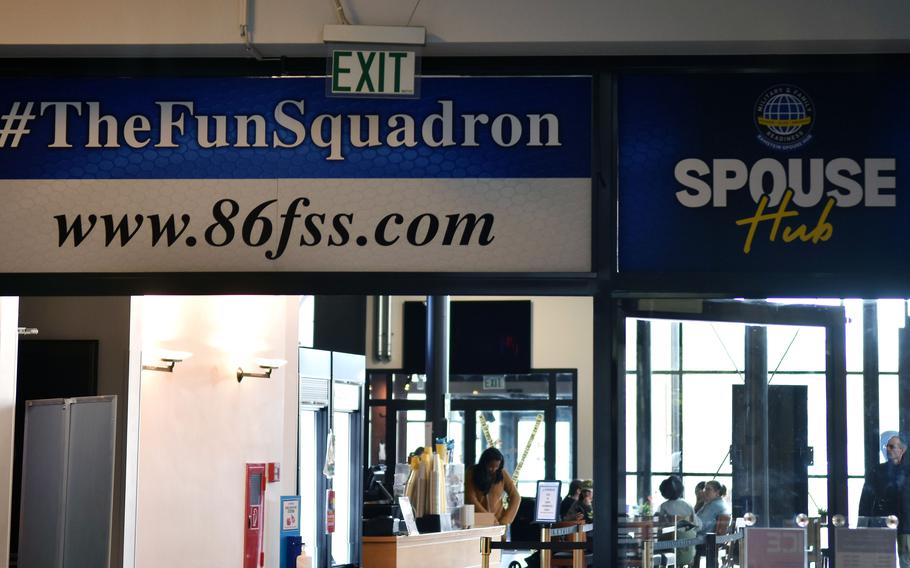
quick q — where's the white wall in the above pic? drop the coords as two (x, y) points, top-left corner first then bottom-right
(133, 295), (299, 568)
(17, 296), (131, 568)
(0, 298), (19, 566)
(365, 296), (594, 478)
(0, 0), (908, 56)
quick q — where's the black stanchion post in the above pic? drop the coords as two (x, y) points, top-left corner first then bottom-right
(706, 533), (718, 568)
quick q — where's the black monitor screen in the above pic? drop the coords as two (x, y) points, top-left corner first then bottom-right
(402, 300), (532, 375)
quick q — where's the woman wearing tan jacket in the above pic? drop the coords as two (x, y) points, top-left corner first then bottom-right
(464, 447), (522, 526)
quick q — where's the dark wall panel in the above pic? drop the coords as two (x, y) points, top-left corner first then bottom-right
(314, 296), (366, 355)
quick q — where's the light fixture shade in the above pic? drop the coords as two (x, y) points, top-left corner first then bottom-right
(160, 350), (193, 362)
(142, 349), (192, 373)
(255, 358), (287, 369)
(237, 357), (287, 382)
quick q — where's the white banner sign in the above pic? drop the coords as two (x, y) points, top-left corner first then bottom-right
(0, 178), (589, 272)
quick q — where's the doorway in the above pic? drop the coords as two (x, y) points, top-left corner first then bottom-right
(366, 370), (578, 495)
(11, 340), (99, 563)
(618, 299), (848, 531)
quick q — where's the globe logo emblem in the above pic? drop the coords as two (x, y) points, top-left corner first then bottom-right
(754, 85), (814, 150)
(762, 93), (808, 135)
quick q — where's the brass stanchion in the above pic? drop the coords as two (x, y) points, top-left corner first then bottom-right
(541, 527), (552, 568)
(480, 536), (492, 568)
(572, 525), (584, 568)
(642, 538), (653, 568)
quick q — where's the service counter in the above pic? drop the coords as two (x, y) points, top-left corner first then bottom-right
(362, 525), (506, 568)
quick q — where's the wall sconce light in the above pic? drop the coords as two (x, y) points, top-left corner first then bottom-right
(142, 351), (193, 373)
(237, 358), (287, 382)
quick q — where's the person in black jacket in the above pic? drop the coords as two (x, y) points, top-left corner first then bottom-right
(560, 479), (583, 519)
(859, 431), (910, 567)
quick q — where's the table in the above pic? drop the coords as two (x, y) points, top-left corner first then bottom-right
(362, 525), (507, 568)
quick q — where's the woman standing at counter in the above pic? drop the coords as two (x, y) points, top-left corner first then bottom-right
(465, 447), (522, 526)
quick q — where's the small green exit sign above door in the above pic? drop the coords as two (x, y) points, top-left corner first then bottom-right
(329, 49), (418, 97)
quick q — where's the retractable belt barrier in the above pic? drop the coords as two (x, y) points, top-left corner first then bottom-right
(479, 523), (593, 568)
(616, 528), (744, 568)
(479, 525), (742, 568)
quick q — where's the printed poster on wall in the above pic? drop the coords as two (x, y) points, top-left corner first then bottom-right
(0, 77), (591, 273)
(618, 73), (908, 274)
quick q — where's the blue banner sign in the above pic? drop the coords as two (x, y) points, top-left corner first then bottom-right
(618, 73), (908, 273)
(0, 77), (590, 179)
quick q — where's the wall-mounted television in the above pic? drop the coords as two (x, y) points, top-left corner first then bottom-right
(402, 300), (532, 375)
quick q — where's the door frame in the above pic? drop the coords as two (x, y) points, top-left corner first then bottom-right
(617, 299), (849, 521)
(364, 370), (579, 485)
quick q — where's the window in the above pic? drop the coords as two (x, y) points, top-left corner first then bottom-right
(366, 370), (577, 494)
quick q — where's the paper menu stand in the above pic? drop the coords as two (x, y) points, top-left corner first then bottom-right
(534, 480), (562, 524)
(398, 496), (420, 535)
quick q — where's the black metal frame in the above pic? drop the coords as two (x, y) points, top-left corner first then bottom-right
(618, 300), (849, 521)
(365, 369), (579, 483)
(862, 301), (881, 479)
(313, 407), (329, 568)
(338, 407), (363, 568)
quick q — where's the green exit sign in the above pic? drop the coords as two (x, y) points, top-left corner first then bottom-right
(330, 49), (418, 97)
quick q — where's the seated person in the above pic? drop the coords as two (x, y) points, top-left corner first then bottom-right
(564, 487), (593, 523)
(693, 480), (707, 513)
(696, 480), (729, 536)
(560, 479), (583, 519)
(656, 476), (701, 567)
(657, 476), (702, 529)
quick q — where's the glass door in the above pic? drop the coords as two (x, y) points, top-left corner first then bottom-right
(299, 407), (328, 568)
(618, 300), (847, 567)
(473, 409), (548, 497)
(331, 411), (352, 566)
(331, 382), (362, 568)
(366, 371), (577, 491)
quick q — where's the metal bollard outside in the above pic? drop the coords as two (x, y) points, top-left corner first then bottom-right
(540, 527), (552, 568)
(480, 536), (492, 568)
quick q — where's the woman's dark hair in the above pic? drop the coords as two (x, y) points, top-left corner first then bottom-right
(695, 481), (706, 492)
(567, 479), (583, 497)
(473, 447), (505, 494)
(659, 476), (684, 500)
